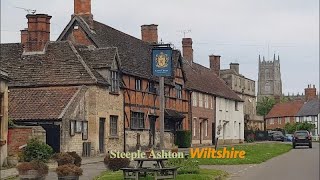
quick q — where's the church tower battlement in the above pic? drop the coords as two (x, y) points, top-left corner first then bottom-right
(258, 54), (282, 101)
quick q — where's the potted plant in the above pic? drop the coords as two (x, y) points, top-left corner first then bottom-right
(16, 160), (49, 180)
(53, 153), (75, 166)
(103, 153), (130, 171)
(56, 164), (83, 180)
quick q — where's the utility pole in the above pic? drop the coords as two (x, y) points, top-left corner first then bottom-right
(159, 77), (165, 149)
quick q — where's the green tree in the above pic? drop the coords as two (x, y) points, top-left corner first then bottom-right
(284, 122), (316, 134)
(257, 97), (276, 116)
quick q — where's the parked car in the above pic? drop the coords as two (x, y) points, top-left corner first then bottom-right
(292, 130), (312, 148)
(268, 131), (275, 141)
(270, 131), (285, 141)
(285, 134), (293, 142)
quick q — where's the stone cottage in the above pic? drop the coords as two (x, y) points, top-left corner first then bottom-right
(0, 69), (9, 166)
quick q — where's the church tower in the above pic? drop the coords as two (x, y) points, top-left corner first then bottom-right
(257, 54), (282, 101)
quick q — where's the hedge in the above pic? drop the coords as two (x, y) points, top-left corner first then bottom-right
(175, 130), (191, 148)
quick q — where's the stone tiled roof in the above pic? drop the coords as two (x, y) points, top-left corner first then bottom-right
(184, 61), (243, 101)
(9, 86), (81, 121)
(58, 17), (184, 85)
(266, 100), (305, 119)
(77, 47), (118, 69)
(0, 41), (110, 87)
(297, 98), (320, 116)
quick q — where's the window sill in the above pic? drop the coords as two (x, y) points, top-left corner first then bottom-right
(109, 92), (120, 96)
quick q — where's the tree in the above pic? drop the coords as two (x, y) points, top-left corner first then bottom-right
(284, 122), (316, 134)
(256, 97), (276, 116)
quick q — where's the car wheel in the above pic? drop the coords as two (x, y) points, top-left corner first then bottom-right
(309, 144), (312, 148)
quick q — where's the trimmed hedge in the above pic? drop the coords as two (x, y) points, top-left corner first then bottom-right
(175, 130), (191, 148)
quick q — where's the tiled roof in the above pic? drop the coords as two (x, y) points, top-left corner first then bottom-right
(184, 61), (242, 101)
(297, 98), (320, 116)
(266, 100), (304, 118)
(77, 47), (118, 69)
(0, 41), (110, 87)
(58, 17), (184, 85)
(9, 86), (81, 121)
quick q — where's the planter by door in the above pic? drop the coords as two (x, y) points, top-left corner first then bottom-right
(19, 170), (45, 180)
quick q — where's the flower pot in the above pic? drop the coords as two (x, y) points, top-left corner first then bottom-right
(58, 176), (80, 180)
(19, 170), (46, 180)
(7, 156), (18, 166)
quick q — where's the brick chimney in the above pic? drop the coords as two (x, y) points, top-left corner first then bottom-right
(230, 63), (239, 74)
(23, 14), (52, 52)
(20, 28), (28, 48)
(141, 24), (158, 44)
(305, 84), (317, 101)
(209, 55), (221, 76)
(182, 38), (193, 64)
(74, 0), (93, 28)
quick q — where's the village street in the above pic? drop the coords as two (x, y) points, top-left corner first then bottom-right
(202, 142), (320, 180)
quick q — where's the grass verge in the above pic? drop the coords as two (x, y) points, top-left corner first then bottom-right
(195, 143), (292, 165)
(94, 169), (228, 180)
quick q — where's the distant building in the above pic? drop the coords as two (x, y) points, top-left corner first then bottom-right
(296, 99), (320, 136)
(220, 63), (264, 130)
(257, 55), (282, 101)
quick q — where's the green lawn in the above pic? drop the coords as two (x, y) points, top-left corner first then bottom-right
(94, 169), (228, 180)
(194, 143), (292, 165)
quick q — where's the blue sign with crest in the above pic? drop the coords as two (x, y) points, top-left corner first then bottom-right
(152, 48), (172, 77)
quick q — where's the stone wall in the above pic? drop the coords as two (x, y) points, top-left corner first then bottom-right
(0, 76), (8, 166)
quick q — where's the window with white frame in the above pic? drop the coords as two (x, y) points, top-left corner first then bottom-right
(204, 120), (208, 136)
(199, 93), (203, 107)
(285, 117), (290, 124)
(235, 101), (239, 111)
(210, 96), (214, 109)
(226, 99), (229, 112)
(278, 117), (281, 124)
(135, 79), (142, 91)
(270, 118), (274, 124)
(311, 116), (315, 123)
(131, 112), (144, 129)
(204, 95), (209, 108)
(192, 92), (197, 107)
(111, 71), (119, 93)
(175, 84), (182, 99)
(110, 116), (118, 136)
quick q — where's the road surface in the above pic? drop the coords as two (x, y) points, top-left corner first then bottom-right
(229, 142), (320, 180)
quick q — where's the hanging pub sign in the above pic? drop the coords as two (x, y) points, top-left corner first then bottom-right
(152, 47), (173, 77)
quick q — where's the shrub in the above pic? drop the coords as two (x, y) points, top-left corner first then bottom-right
(67, 152), (82, 167)
(246, 134), (255, 143)
(53, 153), (74, 166)
(104, 154), (130, 171)
(16, 160), (49, 175)
(56, 164), (83, 177)
(166, 158), (200, 174)
(175, 130), (191, 148)
(23, 138), (53, 162)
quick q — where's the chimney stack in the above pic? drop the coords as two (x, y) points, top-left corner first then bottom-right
(23, 14), (52, 52)
(305, 84), (317, 101)
(74, 0), (93, 28)
(230, 63), (240, 74)
(141, 24), (158, 44)
(182, 38), (193, 63)
(209, 55), (221, 76)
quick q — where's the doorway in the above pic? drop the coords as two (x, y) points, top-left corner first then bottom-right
(42, 124), (60, 153)
(99, 118), (105, 153)
(149, 116), (156, 146)
(200, 122), (203, 144)
(212, 122), (216, 144)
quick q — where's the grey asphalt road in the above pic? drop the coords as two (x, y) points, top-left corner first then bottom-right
(229, 142), (320, 180)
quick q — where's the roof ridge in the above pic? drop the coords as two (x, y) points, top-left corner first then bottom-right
(67, 41), (98, 83)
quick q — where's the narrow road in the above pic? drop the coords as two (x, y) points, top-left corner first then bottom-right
(226, 142), (319, 180)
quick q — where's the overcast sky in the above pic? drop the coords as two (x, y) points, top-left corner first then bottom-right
(1, 0), (319, 95)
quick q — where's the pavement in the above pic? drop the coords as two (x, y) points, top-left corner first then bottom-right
(202, 142), (320, 180)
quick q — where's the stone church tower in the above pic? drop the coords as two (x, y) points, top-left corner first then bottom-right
(257, 54), (282, 101)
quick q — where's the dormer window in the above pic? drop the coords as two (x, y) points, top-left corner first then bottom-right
(111, 70), (119, 93)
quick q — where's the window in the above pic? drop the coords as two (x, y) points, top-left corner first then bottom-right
(226, 100), (229, 112)
(199, 93), (203, 107)
(219, 98), (222, 111)
(110, 116), (118, 136)
(131, 112), (144, 129)
(210, 96), (214, 109)
(76, 121), (82, 133)
(270, 118), (274, 124)
(192, 92), (197, 107)
(278, 117), (281, 124)
(111, 71), (119, 93)
(175, 84), (182, 99)
(70, 120), (75, 136)
(204, 95), (209, 108)
(0, 93), (3, 140)
(285, 117), (290, 124)
(135, 79), (142, 91)
(148, 81), (156, 93)
(265, 69), (270, 79)
(265, 82), (271, 93)
(82, 121), (88, 140)
(235, 101), (239, 111)
(311, 116), (315, 123)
